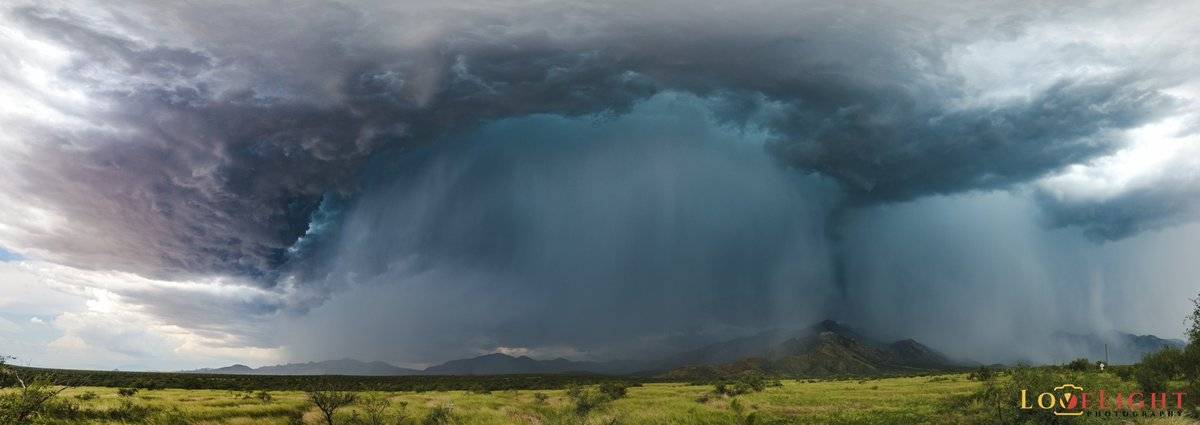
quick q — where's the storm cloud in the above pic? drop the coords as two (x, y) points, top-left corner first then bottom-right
(1, 0), (1198, 367)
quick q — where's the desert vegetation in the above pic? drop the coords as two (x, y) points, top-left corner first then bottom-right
(0, 371), (1193, 424)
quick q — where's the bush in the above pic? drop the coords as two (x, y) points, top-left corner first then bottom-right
(532, 392), (548, 404)
(422, 404), (455, 425)
(565, 384), (612, 417)
(357, 393), (402, 425)
(74, 391), (98, 401)
(967, 366), (993, 381)
(255, 390), (272, 403)
(1111, 365), (1134, 381)
(104, 399), (159, 422)
(0, 372), (74, 424)
(1064, 358), (1092, 372)
(39, 397), (82, 421)
(117, 387), (140, 397)
(597, 382), (629, 400)
(1136, 347), (1182, 392)
(713, 371), (771, 397)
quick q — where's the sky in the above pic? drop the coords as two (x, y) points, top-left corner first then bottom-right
(0, 0), (1198, 371)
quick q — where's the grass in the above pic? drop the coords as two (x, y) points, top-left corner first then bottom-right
(7, 374), (1200, 424)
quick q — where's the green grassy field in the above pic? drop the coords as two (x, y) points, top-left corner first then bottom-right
(7, 373), (1200, 424)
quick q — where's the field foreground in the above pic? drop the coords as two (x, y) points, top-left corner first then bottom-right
(6, 373), (1198, 424)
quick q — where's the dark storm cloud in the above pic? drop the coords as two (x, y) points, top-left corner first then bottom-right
(1037, 168), (1200, 241)
(2, 2), (662, 281)
(2, 1), (1190, 283)
(2, 0), (1199, 366)
(771, 76), (1176, 203)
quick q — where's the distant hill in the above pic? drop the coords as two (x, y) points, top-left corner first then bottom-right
(661, 320), (969, 380)
(187, 355), (639, 376)
(189, 323), (1185, 376)
(188, 359), (423, 376)
(422, 353), (639, 375)
(195, 364), (255, 374)
(186, 321), (964, 377)
(1049, 331), (1185, 365)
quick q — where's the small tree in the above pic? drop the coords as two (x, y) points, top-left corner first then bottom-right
(1188, 295), (1200, 346)
(307, 390), (357, 425)
(357, 393), (399, 425)
(1181, 294), (1200, 404)
(0, 356), (74, 424)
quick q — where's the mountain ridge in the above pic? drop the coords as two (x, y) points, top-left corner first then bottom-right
(1048, 331), (1185, 365)
(188, 358), (423, 376)
(187, 321), (1184, 376)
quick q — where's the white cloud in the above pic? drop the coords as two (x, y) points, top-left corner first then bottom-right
(0, 261), (288, 370)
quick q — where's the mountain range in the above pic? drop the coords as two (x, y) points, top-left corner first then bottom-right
(1048, 331), (1185, 365)
(657, 320), (970, 380)
(188, 320), (1183, 377)
(190, 358), (423, 376)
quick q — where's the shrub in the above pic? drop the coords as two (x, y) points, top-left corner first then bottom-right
(1112, 365), (1134, 381)
(256, 390), (273, 403)
(565, 384), (612, 417)
(74, 391), (98, 401)
(39, 397), (82, 421)
(597, 382), (629, 400)
(117, 387), (140, 397)
(713, 382), (746, 397)
(422, 404), (455, 425)
(1065, 358), (1092, 372)
(357, 393), (401, 425)
(0, 359), (74, 425)
(1136, 347), (1182, 392)
(967, 366), (993, 381)
(713, 372), (771, 397)
(532, 392), (548, 404)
